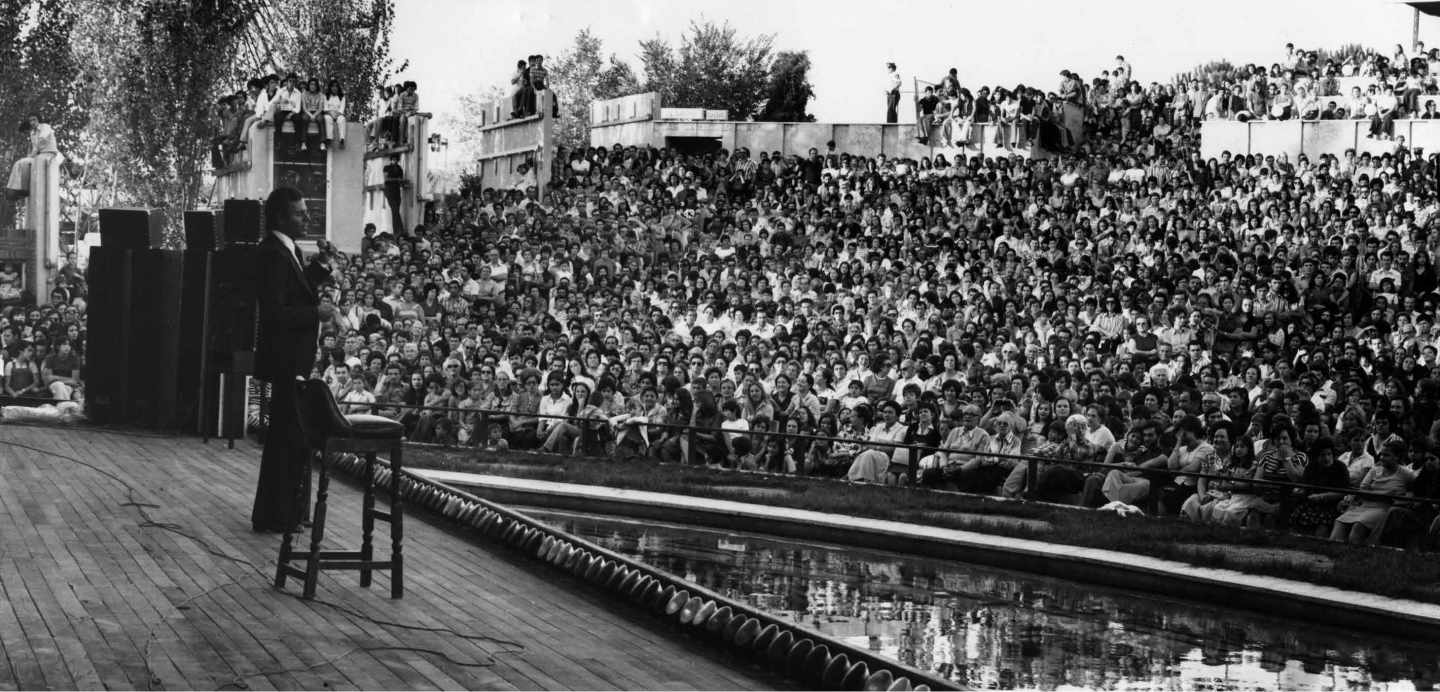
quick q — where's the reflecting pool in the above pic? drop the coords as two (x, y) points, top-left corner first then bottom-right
(523, 507), (1438, 691)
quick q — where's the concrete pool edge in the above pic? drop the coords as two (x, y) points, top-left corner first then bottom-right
(416, 469), (1440, 640)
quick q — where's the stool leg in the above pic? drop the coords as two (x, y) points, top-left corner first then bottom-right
(302, 451), (330, 600)
(360, 451), (376, 588)
(273, 529), (295, 590)
(389, 444), (404, 599)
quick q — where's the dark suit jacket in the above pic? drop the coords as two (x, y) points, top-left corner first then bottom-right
(254, 232), (331, 383)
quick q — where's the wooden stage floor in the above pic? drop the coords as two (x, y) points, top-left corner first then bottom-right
(0, 425), (783, 690)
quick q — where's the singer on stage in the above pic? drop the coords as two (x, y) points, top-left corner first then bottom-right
(251, 186), (335, 533)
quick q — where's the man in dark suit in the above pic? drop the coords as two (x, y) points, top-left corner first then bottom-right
(251, 186), (334, 533)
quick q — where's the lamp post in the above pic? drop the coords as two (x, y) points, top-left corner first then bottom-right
(427, 132), (449, 170)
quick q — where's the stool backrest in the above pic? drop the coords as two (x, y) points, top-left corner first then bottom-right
(295, 378), (350, 448)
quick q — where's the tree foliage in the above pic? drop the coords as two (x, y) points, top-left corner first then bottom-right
(263, 0), (402, 121)
(30, 0), (400, 245)
(640, 21), (774, 120)
(548, 28), (641, 149)
(758, 50), (814, 122)
(0, 0), (88, 170)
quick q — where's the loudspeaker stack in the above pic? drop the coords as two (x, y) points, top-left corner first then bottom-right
(87, 203), (262, 436)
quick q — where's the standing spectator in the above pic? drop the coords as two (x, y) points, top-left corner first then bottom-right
(396, 81), (419, 145)
(885, 62), (901, 124)
(510, 59), (530, 119)
(1058, 69), (1086, 148)
(527, 54), (555, 118)
(383, 155), (405, 236)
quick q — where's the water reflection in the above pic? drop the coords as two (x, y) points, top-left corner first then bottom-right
(524, 508), (1439, 691)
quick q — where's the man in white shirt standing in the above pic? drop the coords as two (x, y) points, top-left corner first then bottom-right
(885, 62), (902, 124)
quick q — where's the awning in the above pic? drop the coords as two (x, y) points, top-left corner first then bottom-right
(1408, 1), (1440, 17)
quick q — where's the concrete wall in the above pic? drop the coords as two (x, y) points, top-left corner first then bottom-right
(591, 118), (1029, 160)
(25, 151), (63, 302)
(590, 92), (660, 126)
(214, 120), (368, 249)
(212, 120), (275, 203)
(327, 123), (367, 253)
(1201, 119), (1435, 159)
(475, 92), (553, 195)
(363, 114), (434, 236)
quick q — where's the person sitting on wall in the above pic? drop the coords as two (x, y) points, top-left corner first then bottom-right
(272, 73), (305, 145)
(323, 79), (347, 150)
(5, 115), (59, 201)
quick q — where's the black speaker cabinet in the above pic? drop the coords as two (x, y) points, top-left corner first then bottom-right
(221, 198), (263, 246)
(184, 210), (218, 250)
(126, 250), (184, 429)
(84, 246), (133, 423)
(174, 248), (210, 432)
(98, 208), (164, 250)
(200, 244), (259, 440)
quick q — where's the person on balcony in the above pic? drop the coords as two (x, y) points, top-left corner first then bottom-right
(323, 80), (347, 149)
(299, 77), (325, 152)
(884, 62), (901, 124)
(5, 115), (59, 201)
(271, 73), (304, 144)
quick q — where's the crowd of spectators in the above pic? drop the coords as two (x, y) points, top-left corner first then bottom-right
(303, 42), (1440, 549)
(0, 253), (86, 404)
(210, 72), (426, 168)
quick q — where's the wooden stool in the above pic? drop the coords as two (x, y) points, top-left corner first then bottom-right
(275, 379), (406, 599)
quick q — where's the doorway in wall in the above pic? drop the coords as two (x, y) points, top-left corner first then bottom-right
(665, 137), (723, 156)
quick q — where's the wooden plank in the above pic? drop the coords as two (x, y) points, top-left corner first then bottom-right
(0, 427), (778, 691)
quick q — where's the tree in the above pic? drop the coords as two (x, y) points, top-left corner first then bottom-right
(547, 28), (640, 149)
(113, 0), (270, 237)
(434, 83), (508, 176)
(264, 0), (402, 122)
(0, 0), (89, 170)
(638, 35), (679, 108)
(636, 21), (773, 120)
(758, 50), (814, 122)
(60, 0), (398, 245)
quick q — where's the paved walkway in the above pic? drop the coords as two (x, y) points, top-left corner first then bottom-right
(420, 469), (1440, 632)
(0, 426), (779, 690)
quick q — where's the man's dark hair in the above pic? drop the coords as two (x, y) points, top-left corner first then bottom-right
(265, 186), (305, 231)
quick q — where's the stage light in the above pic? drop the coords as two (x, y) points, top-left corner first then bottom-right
(864, 669), (894, 691)
(787, 639), (814, 679)
(663, 590), (690, 616)
(822, 654), (852, 688)
(767, 631), (794, 666)
(732, 618), (761, 647)
(841, 661), (870, 690)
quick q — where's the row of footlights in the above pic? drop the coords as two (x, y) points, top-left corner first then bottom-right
(330, 454), (937, 691)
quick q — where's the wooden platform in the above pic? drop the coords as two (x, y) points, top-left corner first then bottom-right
(0, 425), (782, 691)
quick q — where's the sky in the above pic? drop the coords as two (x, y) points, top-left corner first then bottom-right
(392, 0), (1438, 163)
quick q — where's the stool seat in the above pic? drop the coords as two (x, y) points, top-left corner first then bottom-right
(342, 413), (404, 438)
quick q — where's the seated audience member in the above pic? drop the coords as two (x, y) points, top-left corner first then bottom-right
(1331, 440), (1416, 544)
(5, 115), (59, 201)
(323, 79), (348, 149)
